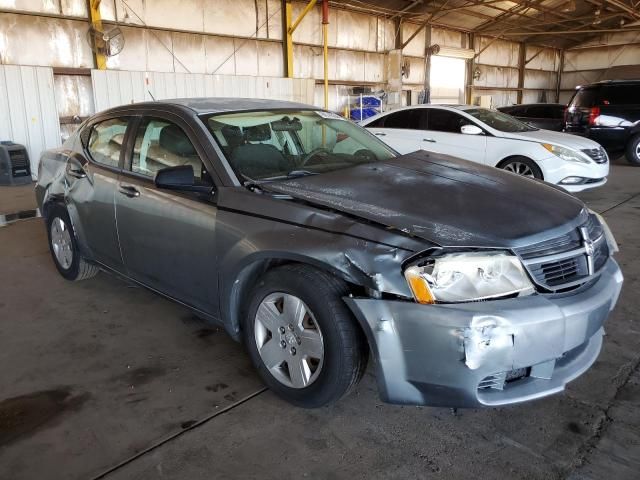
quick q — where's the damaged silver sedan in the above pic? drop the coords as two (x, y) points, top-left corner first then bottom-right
(35, 98), (623, 408)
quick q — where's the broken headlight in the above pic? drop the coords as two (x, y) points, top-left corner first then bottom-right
(591, 210), (619, 254)
(404, 251), (535, 304)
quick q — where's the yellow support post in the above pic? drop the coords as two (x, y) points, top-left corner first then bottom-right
(285, 1), (294, 78)
(88, 0), (107, 70)
(322, 0), (329, 110)
(285, 0), (317, 79)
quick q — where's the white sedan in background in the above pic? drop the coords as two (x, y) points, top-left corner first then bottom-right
(361, 105), (609, 192)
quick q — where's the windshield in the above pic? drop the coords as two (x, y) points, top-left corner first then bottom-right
(201, 110), (396, 182)
(465, 108), (537, 132)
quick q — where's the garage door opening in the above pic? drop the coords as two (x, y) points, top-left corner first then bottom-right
(430, 56), (466, 104)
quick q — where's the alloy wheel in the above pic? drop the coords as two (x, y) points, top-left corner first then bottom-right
(503, 161), (535, 177)
(50, 217), (73, 269)
(254, 292), (324, 389)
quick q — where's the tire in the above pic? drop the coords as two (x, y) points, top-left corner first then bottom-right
(242, 264), (368, 408)
(45, 205), (99, 281)
(499, 156), (543, 179)
(625, 135), (640, 166)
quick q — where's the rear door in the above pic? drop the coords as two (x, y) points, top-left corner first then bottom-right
(423, 108), (487, 164)
(365, 109), (425, 154)
(72, 116), (133, 271)
(114, 113), (219, 314)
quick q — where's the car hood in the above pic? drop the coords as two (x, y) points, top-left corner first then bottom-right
(265, 151), (587, 249)
(498, 129), (602, 150)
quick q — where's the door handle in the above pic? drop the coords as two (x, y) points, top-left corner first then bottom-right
(118, 185), (140, 198)
(68, 167), (86, 179)
(374, 132), (386, 136)
(423, 138), (436, 143)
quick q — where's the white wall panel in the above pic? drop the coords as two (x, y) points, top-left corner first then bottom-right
(564, 45), (640, 71)
(0, 0), (59, 14)
(335, 10), (377, 52)
(0, 65), (61, 179)
(475, 37), (519, 68)
(402, 23), (425, 58)
(92, 69), (316, 112)
(431, 27), (465, 49)
(525, 46), (559, 71)
(523, 69), (557, 90)
(0, 13), (93, 68)
(474, 65), (519, 88)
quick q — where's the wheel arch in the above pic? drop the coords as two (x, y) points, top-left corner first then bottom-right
(221, 253), (366, 342)
(495, 155), (544, 179)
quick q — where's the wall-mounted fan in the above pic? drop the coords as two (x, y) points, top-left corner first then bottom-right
(86, 26), (125, 57)
(401, 58), (411, 79)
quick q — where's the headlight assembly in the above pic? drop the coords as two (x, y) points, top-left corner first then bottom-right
(542, 143), (591, 164)
(404, 251), (535, 304)
(592, 210), (619, 254)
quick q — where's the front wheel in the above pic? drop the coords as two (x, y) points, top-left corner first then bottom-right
(45, 206), (99, 281)
(243, 264), (367, 408)
(625, 135), (640, 166)
(499, 157), (543, 179)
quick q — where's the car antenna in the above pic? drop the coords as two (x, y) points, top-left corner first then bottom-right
(148, 90), (156, 101)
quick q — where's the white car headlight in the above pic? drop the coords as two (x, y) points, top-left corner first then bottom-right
(542, 143), (591, 164)
(404, 251), (535, 304)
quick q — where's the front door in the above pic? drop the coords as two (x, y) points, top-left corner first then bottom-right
(114, 115), (219, 314)
(423, 108), (488, 164)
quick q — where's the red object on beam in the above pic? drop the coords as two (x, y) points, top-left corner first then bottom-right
(322, 0), (329, 24)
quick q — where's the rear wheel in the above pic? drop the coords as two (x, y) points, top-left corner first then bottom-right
(242, 264), (367, 408)
(46, 206), (99, 281)
(625, 135), (640, 166)
(499, 157), (543, 179)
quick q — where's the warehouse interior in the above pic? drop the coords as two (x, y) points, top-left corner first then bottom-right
(1, 1), (639, 479)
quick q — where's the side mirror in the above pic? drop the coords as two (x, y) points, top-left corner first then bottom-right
(155, 165), (213, 194)
(460, 125), (483, 135)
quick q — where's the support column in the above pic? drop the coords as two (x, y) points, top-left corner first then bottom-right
(465, 33), (475, 105)
(555, 49), (565, 103)
(322, 0), (329, 110)
(517, 42), (526, 104)
(284, 1), (294, 78)
(87, 0), (106, 70)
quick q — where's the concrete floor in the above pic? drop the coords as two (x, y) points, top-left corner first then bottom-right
(0, 162), (638, 480)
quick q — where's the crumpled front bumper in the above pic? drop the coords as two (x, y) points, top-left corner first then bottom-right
(345, 258), (623, 407)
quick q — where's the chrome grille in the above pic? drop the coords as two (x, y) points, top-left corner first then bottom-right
(581, 146), (608, 164)
(515, 214), (609, 291)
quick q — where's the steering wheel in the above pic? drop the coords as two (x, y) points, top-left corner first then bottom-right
(300, 147), (331, 166)
(353, 149), (376, 163)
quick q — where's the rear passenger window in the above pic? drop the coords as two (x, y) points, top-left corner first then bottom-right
(86, 118), (129, 168)
(131, 118), (205, 179)
(570, 88), (599, 108)
(600, 85), (640, 105)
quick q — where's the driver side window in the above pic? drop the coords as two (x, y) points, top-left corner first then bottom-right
(131, 118), (206, 179)
(427, 109), (470, 134)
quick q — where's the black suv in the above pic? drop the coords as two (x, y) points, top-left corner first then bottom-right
(565, 80), (640, 165)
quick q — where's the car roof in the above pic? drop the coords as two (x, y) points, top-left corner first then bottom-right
(101, 97), (317, 115)
(498, 103), (564, 109)
(579, 80), (640, 88)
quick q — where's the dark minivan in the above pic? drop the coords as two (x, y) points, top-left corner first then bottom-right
(565, 80), (640, 165)
(498, 103), (565, 131)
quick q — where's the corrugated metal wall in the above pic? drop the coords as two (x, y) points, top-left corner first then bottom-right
(0, 65), (61, 179)
(560, 32), (640, 103)
(92, 70), (315, 112)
